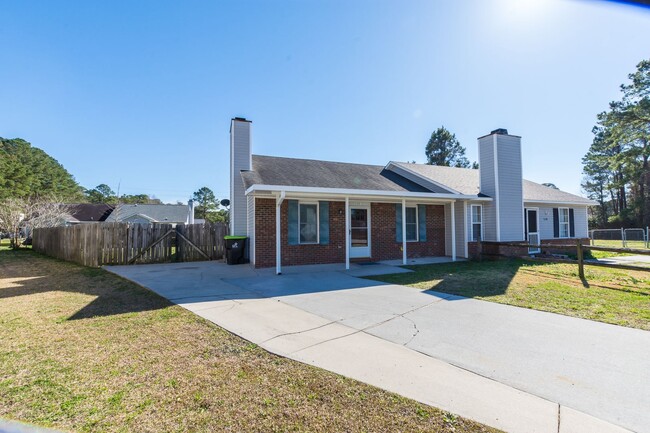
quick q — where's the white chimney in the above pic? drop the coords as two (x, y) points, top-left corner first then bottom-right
(188, 199), (195, 224)
(478, 129), (524, 242)
(230, 117), (252, 236)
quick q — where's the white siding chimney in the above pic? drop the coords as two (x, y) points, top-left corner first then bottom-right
(230, 117), (252, 236)
(478, 129), (524, 242)
(188, 199), (195, 224)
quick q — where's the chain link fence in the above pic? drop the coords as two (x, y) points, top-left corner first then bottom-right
(589, 228), (649, 249)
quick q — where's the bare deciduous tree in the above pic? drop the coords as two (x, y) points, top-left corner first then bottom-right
(0, 197), (70, 248)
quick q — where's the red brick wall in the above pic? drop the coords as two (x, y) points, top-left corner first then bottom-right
(254, 198), (346, 268)
(254, 198), (277, 268)
(254, 199), (447, 268)
(467, 238), (590, 259)
(371, 203), (445, 260)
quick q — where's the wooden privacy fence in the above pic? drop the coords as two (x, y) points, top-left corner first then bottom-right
(32, 222), (229, 267)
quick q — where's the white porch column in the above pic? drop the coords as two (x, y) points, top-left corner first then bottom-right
(345, 197), (350, 270)
(463, 200), (468, 259)
(276, 191), (285, 275)
(402, 199), (407, 265)
(451, 200), (456, 262)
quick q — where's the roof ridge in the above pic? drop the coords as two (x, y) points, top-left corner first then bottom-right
(253, 154), (386, 169)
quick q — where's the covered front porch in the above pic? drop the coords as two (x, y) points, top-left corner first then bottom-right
(246, 186), (491, 274)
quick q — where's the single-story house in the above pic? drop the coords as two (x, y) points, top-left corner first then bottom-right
(63, 203), (115, 225)
(105, 202), (197, 226)
(229, 117), (595, 273)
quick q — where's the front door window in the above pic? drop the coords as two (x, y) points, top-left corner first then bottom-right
(349, 205), (371, 258)
(351, 208), (368, 247)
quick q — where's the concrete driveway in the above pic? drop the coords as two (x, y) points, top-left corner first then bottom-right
(106, 261), (649, 433)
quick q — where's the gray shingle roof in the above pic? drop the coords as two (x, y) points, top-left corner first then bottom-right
(241, 155), (593, 204)
(241, 155), (431, 193)
(105, 204), (190, 223)
(393, 162), (594, 204)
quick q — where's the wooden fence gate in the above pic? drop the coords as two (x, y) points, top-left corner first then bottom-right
(33, 222), (229, 267)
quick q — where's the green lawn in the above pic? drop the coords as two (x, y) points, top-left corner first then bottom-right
(589, 239), (649, 249)
(587, 239), (649, 259)
(368, 259), (650, 330)
(0, 238), (10, 250)
(0, 247), (498, 433)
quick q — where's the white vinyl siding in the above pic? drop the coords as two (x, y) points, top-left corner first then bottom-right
(478, 133), (524, 241)
(299, 202), (318, 244)
(526, 204), (589, 240)
(478, 135), (497, 241)
(444, 202), (466, 258)
(471, 205), (482, 241)
(230, 119), (251, 236)
(495, 135), (524, 241)
(405, 206), (418, 242)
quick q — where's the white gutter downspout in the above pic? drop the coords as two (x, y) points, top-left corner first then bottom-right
(345, 197), (350, 270)
(451, 201), (456, 262)
(276, 191), (285, 275)
(402, 199), (407, 265)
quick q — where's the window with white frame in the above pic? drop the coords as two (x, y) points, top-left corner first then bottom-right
(471, 205), (482, 241)
(559, 207), (570, 238)
(405, 206), (418, 242)
(299, 202), (319, 244)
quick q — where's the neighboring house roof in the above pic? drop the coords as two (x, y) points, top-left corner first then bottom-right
(64, 203), (114, 223)
(241, 155), (593, 205)
(241, 155), (431, 193)
(105, 204), (190, 223)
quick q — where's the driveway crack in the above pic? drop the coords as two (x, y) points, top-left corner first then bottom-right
(402, 315), (420, 346)
(288, 328), (362, 355)
(362, 297), (443, 334)
(261, 319), (340, 345)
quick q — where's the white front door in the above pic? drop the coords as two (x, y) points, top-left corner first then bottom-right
(350, 204), (371, 258)
(526, 208), (541, 254)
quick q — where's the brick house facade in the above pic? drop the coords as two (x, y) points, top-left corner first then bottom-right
(229, 118), (595, 273)
(255, 199), (447, 268)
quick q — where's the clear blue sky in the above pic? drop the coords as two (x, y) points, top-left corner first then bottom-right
(1, 0), (649, 203)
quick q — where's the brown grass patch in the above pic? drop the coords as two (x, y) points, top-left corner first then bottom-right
(0, 248), (499, 433)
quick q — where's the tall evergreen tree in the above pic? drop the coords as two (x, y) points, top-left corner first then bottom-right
(582, 58), (650, 228)
(192, 187), (219, 222)
(0, 138), (82, 201)
(425, 127), (471, 168)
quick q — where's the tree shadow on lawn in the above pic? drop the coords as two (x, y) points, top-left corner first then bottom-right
(0, 248), (171, 320)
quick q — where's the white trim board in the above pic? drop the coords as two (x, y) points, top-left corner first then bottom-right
(245, 184), (492, 201)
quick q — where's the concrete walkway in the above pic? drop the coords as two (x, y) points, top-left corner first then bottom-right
(591, 255), (650, 268)
(106, 261), (648, 433)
